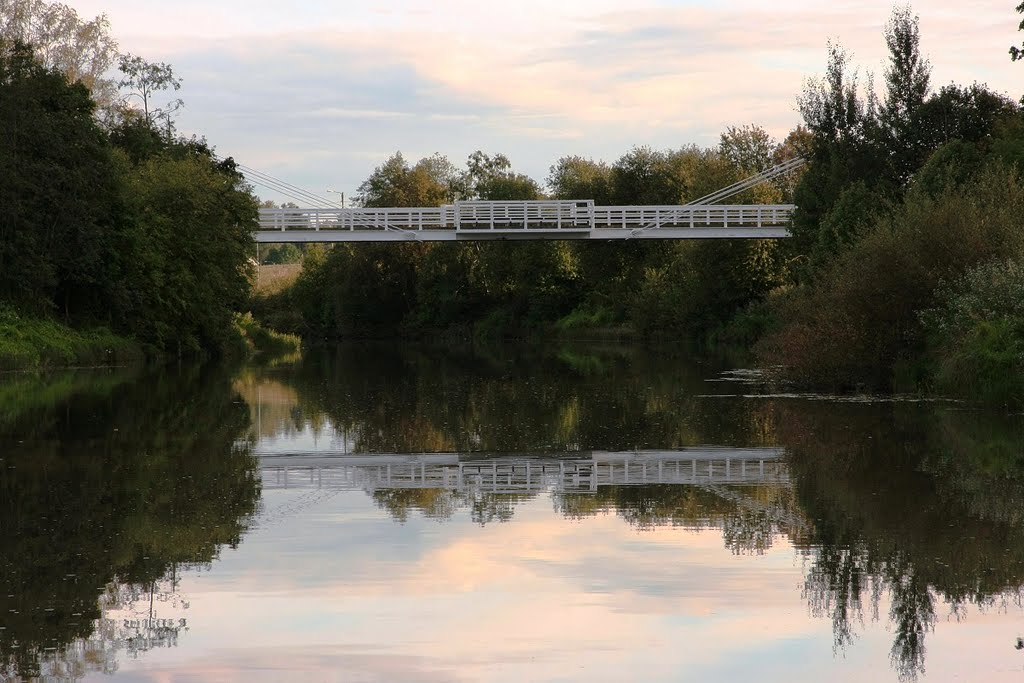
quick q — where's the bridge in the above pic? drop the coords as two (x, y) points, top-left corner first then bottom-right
(256, 200), (794, 242)
(251, 156), (803, 242)
(258, 448), (789, 495)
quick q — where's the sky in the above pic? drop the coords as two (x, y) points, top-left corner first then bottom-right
(66, 0), (1023, 205)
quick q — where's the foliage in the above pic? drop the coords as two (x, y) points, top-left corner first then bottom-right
(0, 41), (121, 318)
(232, 311), (301, 358)
(0, 0), (118, 107)
(356, 152), (459, 207)
(720, 124), (775, 174)
(464, 150), (542, 200)
(764, 5), (1024, 400)
(1012, 1), (1023, 62)
(922, 259), (1024, 405)
(116, 52), (182, 134)
(878, 6), (931, 186)
(117, 146), (256, 354)
(260, 243), (302, 265)
(630, 239), (787, 341)
(547, 155), (614, 203)
(0, 44), (258, 359)
(757, 167), (1024, 389)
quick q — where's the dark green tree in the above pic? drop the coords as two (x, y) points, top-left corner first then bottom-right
(0, 40), (121, 319)
(879, 6), (931, 186)
(118, 144), (257, 353)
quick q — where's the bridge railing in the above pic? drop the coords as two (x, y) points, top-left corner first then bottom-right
(452, 200), (595, 230)
(256, 202), (796, 235)
(590, 204), (796, 230)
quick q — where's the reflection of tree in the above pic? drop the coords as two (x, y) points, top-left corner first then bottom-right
(370, 488), (533, 525)
(555, 483), (802, 554)
(266, 342), (778, 455)
(249, 343), (1024, 680)
(0, 365), (259, 681)
(777, 401), (1024, 681)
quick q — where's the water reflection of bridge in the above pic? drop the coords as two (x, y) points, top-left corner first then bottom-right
(258, 448), (788, 495)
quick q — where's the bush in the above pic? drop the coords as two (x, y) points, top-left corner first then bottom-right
(757, 165), (1024, 390)
(923, 259), (1024, 406)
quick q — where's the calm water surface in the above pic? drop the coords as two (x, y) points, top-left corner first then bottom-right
(3, 343), (1024, 682)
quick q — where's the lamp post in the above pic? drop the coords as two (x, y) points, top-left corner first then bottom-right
(326, 189), (345, 208)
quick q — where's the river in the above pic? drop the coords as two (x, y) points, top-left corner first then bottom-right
(3, 343), (1024, 682)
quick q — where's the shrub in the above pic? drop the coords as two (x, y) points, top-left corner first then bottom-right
(923, 259), (1024, 406)
(757, 165), (1024, 390)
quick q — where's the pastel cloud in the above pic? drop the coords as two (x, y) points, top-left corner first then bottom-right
(63, 0), (1022, 202)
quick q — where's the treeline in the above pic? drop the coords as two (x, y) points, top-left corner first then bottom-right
(262, 5), (1024, 405)
(258, 129), (804, 342)
(755, 6), (1024, 402)
(0, 4), (257, 361)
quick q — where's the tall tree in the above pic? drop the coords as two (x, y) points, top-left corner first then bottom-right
(116, 53), (183, 136)
(0, 0), (118, 108)
(880, 5), (931, 186)
(0, 41), (121, 318)
(463, 151), (541, 200)
(1012, 2), (1024, 61)
(791, 42), (884, 264)
(797, 42), (869, 145)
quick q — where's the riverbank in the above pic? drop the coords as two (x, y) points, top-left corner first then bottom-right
(0, 309), (301, 372)
(0, 312), (144, 371)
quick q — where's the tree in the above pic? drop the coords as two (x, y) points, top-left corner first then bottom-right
(463, 151), (542, 200)
(879, 5), (931, 186)
(1011, 2), (1023, 61)
(791, 42), (885, 263)
(0, 0), (118, 108)
(118, 145), (256, 353)
(719, 124), (775, 175)
(116, 53), (183, 136)
(355, 152), (458, 207)
(0, 41), (121, 318)
(610, 146), (678, 204)
(797, 42), (870, 145)
(547, 156), (613, 203)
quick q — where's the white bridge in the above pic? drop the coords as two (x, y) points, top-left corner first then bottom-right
(258, 448), (789, 495)
(256, 200), (794, 242)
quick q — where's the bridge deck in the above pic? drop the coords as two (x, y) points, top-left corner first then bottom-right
(256, 200), (793, 242)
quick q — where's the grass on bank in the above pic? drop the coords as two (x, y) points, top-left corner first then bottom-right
(0, 304), (302, 372)
(0, 307), (142, 370)
(231, 312), (302, 359)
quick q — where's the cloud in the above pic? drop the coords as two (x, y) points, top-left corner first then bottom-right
(71, 0), (1023, 204)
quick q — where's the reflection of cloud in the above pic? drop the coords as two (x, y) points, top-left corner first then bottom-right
(156, 496), (826, 679)
(98, 487), (1024, 682)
